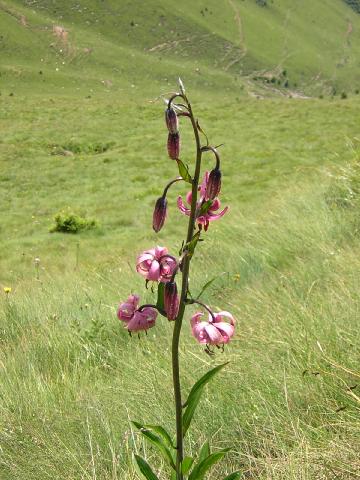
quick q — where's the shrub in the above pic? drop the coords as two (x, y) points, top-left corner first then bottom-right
(50, 209), (98, 233)
(341, 91), (348, 99)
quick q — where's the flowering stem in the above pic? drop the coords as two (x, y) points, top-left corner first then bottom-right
(185, 298), (216, 321)
(171, 95), (202, 479)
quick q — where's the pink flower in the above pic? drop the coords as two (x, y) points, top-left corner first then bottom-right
(117, 294), (157, 332)
(136, 246), (177, 282)
(117, 294), (139, 321)
(191, 310), (235, 345)
(177, 172), (228, 231)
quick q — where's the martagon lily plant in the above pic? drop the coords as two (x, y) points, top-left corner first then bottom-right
(117, 80), (239, 480)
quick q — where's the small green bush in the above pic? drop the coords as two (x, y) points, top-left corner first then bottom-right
(50, 209), (98, 233)
(341, 92), (348, 99)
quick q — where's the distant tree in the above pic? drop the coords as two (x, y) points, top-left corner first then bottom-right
(343, 0), (360, 14)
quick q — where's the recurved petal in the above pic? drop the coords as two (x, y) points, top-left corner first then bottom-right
(215, 311), (236, 325)
(213, 322), (234, 343)
(192, 321), (209, 343)
(204, 323), (223, 344)
(190, 311), (204, 327)
(177, 196), (191, 216)
(207, 206), (229, 221)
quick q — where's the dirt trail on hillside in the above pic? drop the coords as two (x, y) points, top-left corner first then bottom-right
(225, 0), (247, 70)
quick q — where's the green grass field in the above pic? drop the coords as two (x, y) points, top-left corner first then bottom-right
(1, 1), (360, 479)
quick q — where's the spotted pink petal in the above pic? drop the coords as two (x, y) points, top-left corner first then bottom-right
(207, 205), (229, 221)
(117, 294), (140, 322)
(213, 311), (236, 325)
(186, 191), (192, 205)
(204, 324), (223, 344)
(209, 198), (221, 211)
(177, 196), (191, 216)
(126, 307), (157, 332)
(147, 260), (161, 281)
(192, 320), (210, 343)
(191, 311), (204, 327)
(212, 322), (234, 343)
(199, 171), (209, 198)
(154, 246), (168, 259)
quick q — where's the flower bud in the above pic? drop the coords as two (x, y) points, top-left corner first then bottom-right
(164, 281), (179, 321)
(165, 107), (179, 134)
(167, 132), (180, 160)
(206, 168), (222, 200)
(153, 196), (167, 233)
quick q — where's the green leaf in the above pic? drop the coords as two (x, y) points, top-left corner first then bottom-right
(198, 200), (212, 216)
(223, 472), (242, 480)
(188, 449), (230, 480)
(156, 282), (165, 314)
(176, 159), (192, 184)
(185, 231), (201, 257)
(182, 363), (228, 435)
(133, 454), (159, 480)
(197, 272), (228, 299)
(181, 456), (194, 474)
(198, 440), (210, 463)
(132, 421), (176, 470)
(141, 424), (175, 449)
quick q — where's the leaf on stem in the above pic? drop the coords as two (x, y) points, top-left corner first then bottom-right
(156, 282), (165, 314)
(223, 472), (242, 480)
(139, 424), (175, 449)
(181, 456), (194, 474)
(132, 421), (176, 470)
(197, 272), (228, 299)
(184, 230), (201, 257)
(198, 440), (210, 463)
(196, 120), (209, 146)
(176, 159), (192, 184)
(182, 363), (228, 434)
(188, 449), (231, 480)
(133, 454), (159, 480)
(178, 77), (186, 95)
(198, 200), (212, 217)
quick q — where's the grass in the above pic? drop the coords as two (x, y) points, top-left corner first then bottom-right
(1, 0), (360, 478)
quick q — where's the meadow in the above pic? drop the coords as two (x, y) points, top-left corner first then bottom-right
(1, 0), (360, 479)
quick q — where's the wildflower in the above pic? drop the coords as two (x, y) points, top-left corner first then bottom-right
(153, 196), (167, 233)
(165, 107), (179, 134)
(177, 172), (228, 231)
(117, 294), (139, 321)
(167, 132), (180, 160)
(191, 310), (235, 345)
(4, 287), (11, 294)
(117, 294), (157, 332)
(136, 246), (177, 282)
(164, 281), (179, 320)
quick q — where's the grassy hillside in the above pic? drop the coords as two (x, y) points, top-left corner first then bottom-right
(1, 1), (360, 479)
(1, 0), (360, 97)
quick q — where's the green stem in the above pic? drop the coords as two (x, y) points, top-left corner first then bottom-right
(172, 97), (202, 479)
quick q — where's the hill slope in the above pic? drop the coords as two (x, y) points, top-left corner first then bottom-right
(1, 0), (360, 97)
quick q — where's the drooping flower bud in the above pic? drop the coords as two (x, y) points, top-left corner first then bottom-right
(153, 196), (167, 233)
(206, 168), (222, 200)
(165, 107), (179, 134)
(167, 132), (180, 160)
(164, 281), (179, 321)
